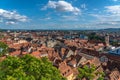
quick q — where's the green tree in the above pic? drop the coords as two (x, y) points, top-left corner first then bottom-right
(0, 42), (8, 56)
(0, 35), (4, 39)
(97, 72), (105, 80)
(78, 65), (96, 80)
(88, 33), (105, 42)
(78, 65), (104, 80)
(0, 54), (66, 80)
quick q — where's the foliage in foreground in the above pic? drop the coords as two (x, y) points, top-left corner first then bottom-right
(0, 42), (8, 56)
(78, 65), (105, 80)
(0, 54), (66, 80)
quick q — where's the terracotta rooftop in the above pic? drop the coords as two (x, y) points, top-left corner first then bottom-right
(10, 50), (21, 56)
(31, 51), (41, 58)
(58, 61), (73, 77)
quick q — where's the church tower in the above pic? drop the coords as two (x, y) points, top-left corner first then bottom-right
(105, 34), (109, 47)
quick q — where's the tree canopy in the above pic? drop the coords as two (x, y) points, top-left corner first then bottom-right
(88, 33), (105, 42)
(0, 42), (8, 56)
(77, 65), (105, 80)
(0, 54), (66, 80)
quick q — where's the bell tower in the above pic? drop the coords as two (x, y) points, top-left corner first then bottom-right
(105, 34), (109, 47)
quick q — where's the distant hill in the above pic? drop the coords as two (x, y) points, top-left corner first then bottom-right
(0, 28), (120, 32)
(98, 28), (120, 32)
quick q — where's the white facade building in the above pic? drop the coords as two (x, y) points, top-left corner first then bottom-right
(109, 47), (120, 55)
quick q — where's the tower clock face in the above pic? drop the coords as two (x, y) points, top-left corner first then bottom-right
(100, 56), (108, 62)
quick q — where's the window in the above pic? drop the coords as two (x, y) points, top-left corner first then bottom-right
(65, 72), (66, 75)
(68, 69), (70, 72)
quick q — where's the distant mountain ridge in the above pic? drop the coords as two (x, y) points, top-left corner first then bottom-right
(0, 28), (120, 31)
(97, 28), (120, 32)
(103, 28), (120, 31)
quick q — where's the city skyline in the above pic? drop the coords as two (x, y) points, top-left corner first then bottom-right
(0, 0), (120, 29)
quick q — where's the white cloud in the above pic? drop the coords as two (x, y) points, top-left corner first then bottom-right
(39, 17), (51, 21)
(0, 9), (28, 25)
(0, 18), (3, 23)
(42, 1), (80, 15)
(44, 17), (51, 20)
(112, 0), (118, 1)
(81, 4), (86, 9)
(90, 5), (120, 22)
(105, 5), (120, 15)
(89, 13), (120, 29)
(6, 21), (16, 25)
(61, 15), (79, 21)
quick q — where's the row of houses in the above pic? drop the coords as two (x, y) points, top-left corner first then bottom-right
(0, 31), (120, 80)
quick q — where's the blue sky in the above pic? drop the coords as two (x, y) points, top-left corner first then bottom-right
(0, 0), (120, 30)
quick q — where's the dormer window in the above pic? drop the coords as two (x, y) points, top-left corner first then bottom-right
(68, 69), (70, 72)
(64, 72), (66, 75)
